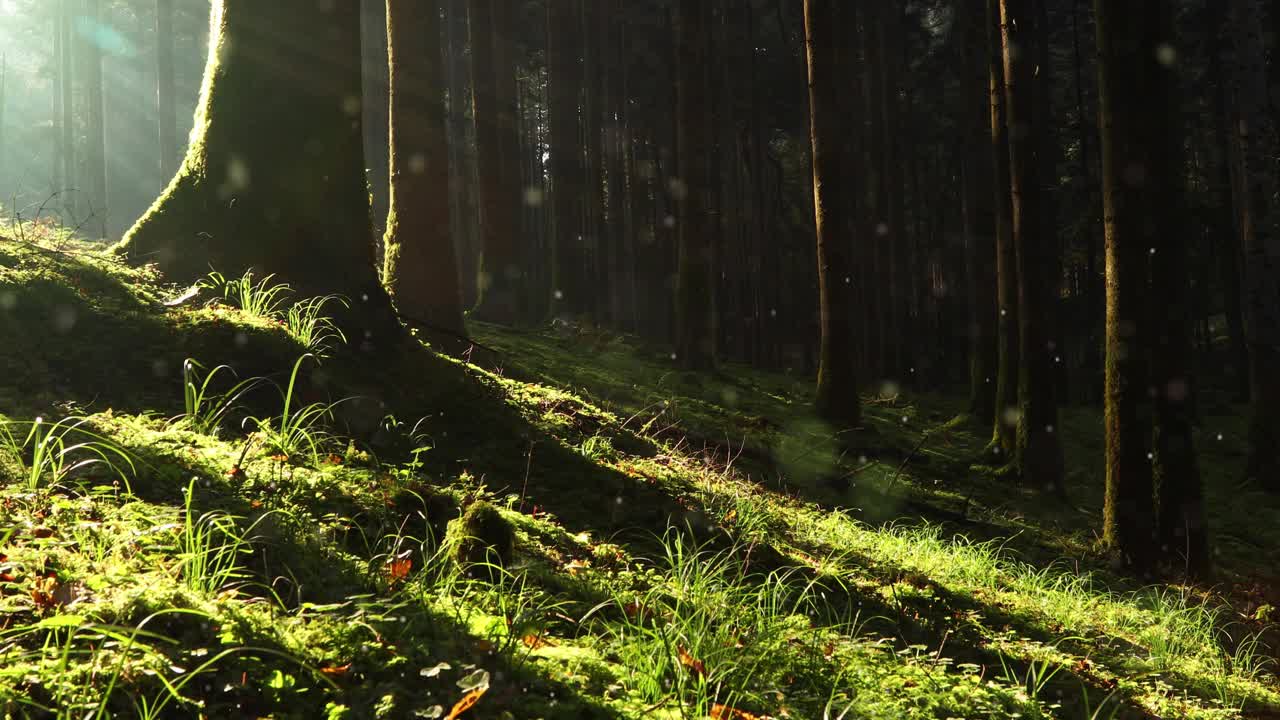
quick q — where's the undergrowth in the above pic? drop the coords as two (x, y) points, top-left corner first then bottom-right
(1, 226), (1278, 718)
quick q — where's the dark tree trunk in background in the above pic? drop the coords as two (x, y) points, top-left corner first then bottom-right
(59, 0), (75, 214)
(878, 6), (907, 380)
(469, 0), (523, 324)
(1147, 3), (1209, 575)
(117, 0), (400, 346)
(156, 0), (179, 185)
(674, 0), (716, 370)
(360, 0), (391, 244)
(1230, 0), (1280, 492)
(961, 2), (997, 426)
(84, 0), (108, 238)
(383, 0), (465, 336)
(806, 0), (861, 429)
(988, 0), (1018, 457)
(491, 0), (525, 320)
(445, 0), (478, 309)
(1207, 0), (1250, 402)
(547, 0), (584, 320)
(1001, 0), (1064, 492)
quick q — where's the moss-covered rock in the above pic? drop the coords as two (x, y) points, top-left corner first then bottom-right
(445, 500), (515, 578)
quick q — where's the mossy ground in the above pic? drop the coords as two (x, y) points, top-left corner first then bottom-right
(2, 223), (1279, 719)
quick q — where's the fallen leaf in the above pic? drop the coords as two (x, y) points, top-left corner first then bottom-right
(522, 633), (556, 650)
(711, 704), (771, 720)
(386, 553), (412, 584)
(445, 686), (486, 719)
(677, 645), (705, 677)
(319, 663), (351, 677)
(31, 527), (54, 539)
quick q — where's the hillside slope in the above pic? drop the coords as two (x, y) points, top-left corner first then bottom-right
(2, 225), (1279, 719)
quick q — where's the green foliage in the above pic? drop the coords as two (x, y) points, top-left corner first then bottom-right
(248, 354), (337, 466)
(0, 415), (134, 492)
(175, 358), (264, 436)
(286, 294), (349, 356)
(177, 477), (254, 595)
(203, 270), (292, 320)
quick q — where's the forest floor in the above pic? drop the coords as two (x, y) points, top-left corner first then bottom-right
(2, 221), (1280, 719)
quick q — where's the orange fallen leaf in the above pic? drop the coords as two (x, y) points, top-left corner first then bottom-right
(677, 645), (705, 677)
(319, 663), (351, 677)
(711, 704), (771, 720)
(445, 686), (486, 719)
(386, 556), (412, 584)
(325, 454), (344, 465)
(522, 633), (556, 649)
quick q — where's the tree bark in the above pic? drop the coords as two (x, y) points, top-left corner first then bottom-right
(468, 0), (524, 324)
(806, 0), (861, 429)
(117, 0), (399, 346)
(1096, 0), (1160, 572)
(961, 1), (997, 426)
(674, 0), (716, 370)
(1230, 0), (1280, 491)
(546, 0), (584, 320)
(155, 0), (179, 186)
(988, 0), (1018, 456)
(1000, 0), (1065, 491)
(382, 0), (465, 336)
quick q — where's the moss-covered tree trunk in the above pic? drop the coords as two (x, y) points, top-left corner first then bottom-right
(1230, 0), (1280, 492)
(988, 0), (1018, 457)
(674, 0), (716, 371)
(117, 0), (399, 345)
(1000, 0), (1064, 492)
(805, 0), (861, 429)
(382, 0), (464, 336)
(1096, 0), (1158, 571)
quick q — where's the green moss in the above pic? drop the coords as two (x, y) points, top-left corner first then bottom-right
(446, 500), (516, 577)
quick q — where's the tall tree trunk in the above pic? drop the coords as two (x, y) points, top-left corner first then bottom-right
(383, 0), (465, 336)
(878, 6), (906, 379)
(961, 1), (997, 425)
(360, 0), (391, 245)
(1147, 6), (1209, 574)
(469, 0), (523, 324)
(547, 0), (584, 320)
(83, 0), (108, 238)
(59, 0), (76, 215)
(1000, 0), (1065, 491)
(1230, 0), (1280, 490)
(156, 0), (179, 185)
(445, 0), (478, 309)
(491, 0), (524, 319)
(674, 0), (716, 370)
(988, 0), (1018, 456)
(1096, 0), (1160, 572)
(806, 0), (861, 429)
(117, 0), (399, 346)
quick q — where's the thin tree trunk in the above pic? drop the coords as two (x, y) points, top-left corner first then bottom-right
(988, 0), (1018, 456)
(674, 0), (716, 370)
(1001, 0), (1065, 491)
(156, 0), (178, 185)
(806, 0), (861, 428)
(961, 2), (997, 425)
